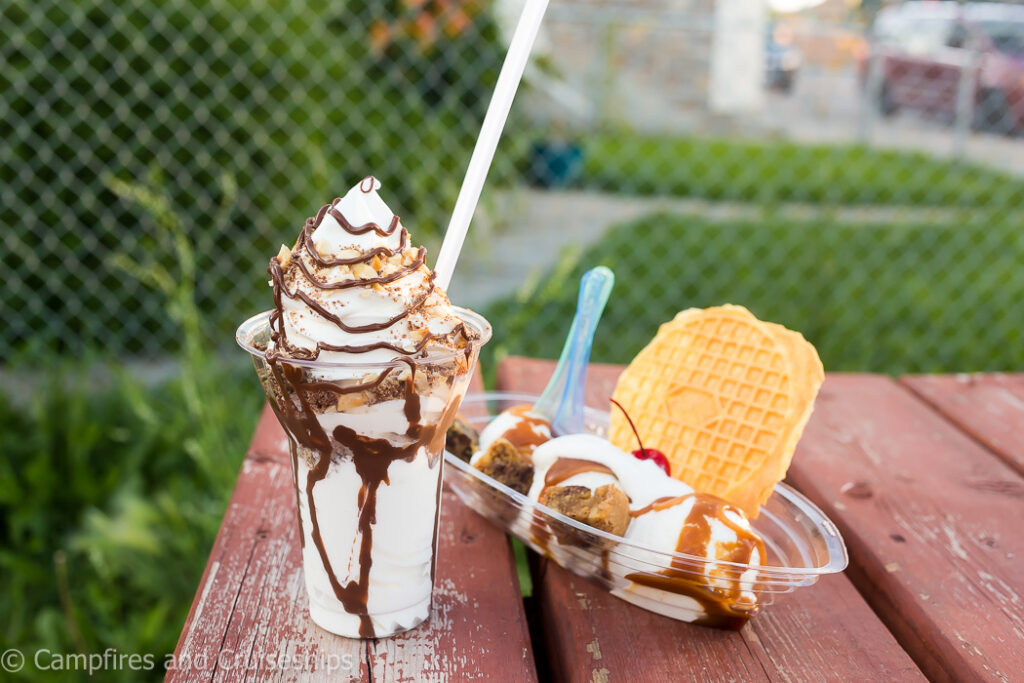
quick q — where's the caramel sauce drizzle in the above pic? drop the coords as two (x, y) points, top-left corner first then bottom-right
(500, 405), (552, 455)
(626, 493), (767, 629)
(543, 457), (616, 490)
(523, 447), (767, 630)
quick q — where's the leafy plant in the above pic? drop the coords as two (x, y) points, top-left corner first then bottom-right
(0, 177), (259, 681)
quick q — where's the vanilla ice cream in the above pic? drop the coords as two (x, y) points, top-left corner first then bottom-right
(528, 434), (688, 505)
(249, 177), (489, 638)
(525, 434), (764, 622)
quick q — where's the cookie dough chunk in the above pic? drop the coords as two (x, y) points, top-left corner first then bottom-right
(445, 415), (480, 463)
(473, 437), (534, 495)
(538, 484), (630, 536)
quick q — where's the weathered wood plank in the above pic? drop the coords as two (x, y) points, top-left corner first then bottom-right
(168, 413), (306, 679)
(368, 491), (536, 682)
(902, 373), (1024, 477)
(496, 357), (621, 411)
(246, 402), (291, 465)
(533, 555), (923, 683)
(788, 374), (1024, 682)
(532, 557), (767, 683)
(170, 427), (366, 682)
(499, 357), (922, 682)
(171, 367), (535, 682)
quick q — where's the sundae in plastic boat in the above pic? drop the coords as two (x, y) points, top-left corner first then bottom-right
(445, 305), (842, 627)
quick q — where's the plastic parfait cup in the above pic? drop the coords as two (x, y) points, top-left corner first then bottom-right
(236, 308), (490, 638)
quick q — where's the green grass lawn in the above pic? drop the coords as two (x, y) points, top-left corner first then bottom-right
(483, 210), (1024, 375)
(579, 132), (1024, 208)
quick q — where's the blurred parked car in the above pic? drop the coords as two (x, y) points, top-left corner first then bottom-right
(766, 24), (802, 93)
(861, 2), (1024, 134)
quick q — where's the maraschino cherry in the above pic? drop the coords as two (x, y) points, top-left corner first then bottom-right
(609, 398), (670, 476)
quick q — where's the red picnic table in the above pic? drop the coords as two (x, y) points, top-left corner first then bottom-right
(170, 357), (1024, 682)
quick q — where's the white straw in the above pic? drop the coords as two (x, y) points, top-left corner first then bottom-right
(434, 0), (550, 291)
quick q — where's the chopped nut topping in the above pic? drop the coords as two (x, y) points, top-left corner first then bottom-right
(351, 263), (376, 279)
(371, 255), (382, 270)
(331, 266), (354, 282)
(336, 247), (360, 260)
(276, 244), (292, 268)
(336, 393), (363, 411)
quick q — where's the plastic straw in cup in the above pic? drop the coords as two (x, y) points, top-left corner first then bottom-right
(434, 0), (551, 291)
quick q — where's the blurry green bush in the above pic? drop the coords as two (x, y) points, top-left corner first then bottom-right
(484, 210), (1024, 374)
(0, 362), (257, 682)
(580, 132), (1024, 208)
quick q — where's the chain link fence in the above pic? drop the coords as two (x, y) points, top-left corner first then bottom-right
(2, 0), (517, 357)
(4, 0), (1024, 372)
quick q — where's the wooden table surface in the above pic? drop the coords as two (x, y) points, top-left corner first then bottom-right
(171, 359), (1024, 682)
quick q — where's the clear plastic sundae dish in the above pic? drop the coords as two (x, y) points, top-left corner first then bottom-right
(445, 392), (848, 628)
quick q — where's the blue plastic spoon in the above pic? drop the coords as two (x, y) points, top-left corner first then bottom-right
(533, 266), (615, 435)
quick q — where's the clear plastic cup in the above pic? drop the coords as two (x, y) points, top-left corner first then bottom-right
(236, 308), (490, 638)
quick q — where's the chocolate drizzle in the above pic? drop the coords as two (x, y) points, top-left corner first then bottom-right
(318, 323), (472, 356)
(329, 388), (419, 636)
(266, 176), (478, 363)
(307, 228), (409, 267)
(299, 369), (396, 396)
(328, 207), (401, 237)
(265, 354), (458, 638)
(294, 246), (426, 290)
(274, 269), (437, 335)
(259, 181), (484, 637)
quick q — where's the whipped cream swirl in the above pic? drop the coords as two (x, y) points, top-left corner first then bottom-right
(268, 177), (475, 366)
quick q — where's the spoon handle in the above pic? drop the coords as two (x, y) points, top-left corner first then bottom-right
(534, 266), (615, 434)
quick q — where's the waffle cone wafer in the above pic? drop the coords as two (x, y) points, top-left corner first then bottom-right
(609, 305), (823, 517)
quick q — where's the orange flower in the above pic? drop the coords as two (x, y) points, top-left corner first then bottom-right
(369, 19), (392, 52)
(444, 9), (471, 37)
(412, 10), (437, 47)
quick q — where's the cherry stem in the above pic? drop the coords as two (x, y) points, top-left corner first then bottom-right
(609, 398), (647, 455)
